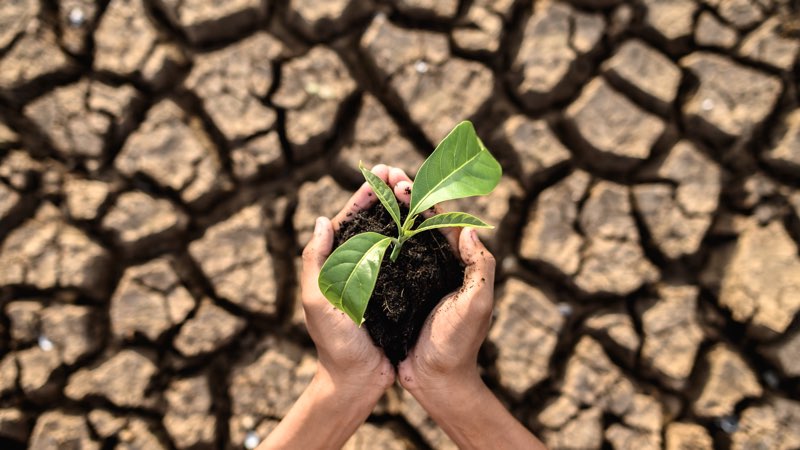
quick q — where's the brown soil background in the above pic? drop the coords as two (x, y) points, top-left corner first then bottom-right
(1, 0), (800, 449)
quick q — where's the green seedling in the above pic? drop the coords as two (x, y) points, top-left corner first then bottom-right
(317, 121), (502, 325)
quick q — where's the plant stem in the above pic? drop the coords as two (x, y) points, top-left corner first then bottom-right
(389, 240), (403, 262)
(390, 216), (417, 262)
(402, 215), (416, 235)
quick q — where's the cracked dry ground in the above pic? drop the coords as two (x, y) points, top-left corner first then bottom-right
(1, 0), (800, 449)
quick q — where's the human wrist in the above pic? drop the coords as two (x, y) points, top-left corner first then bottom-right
(260, 365), (383, 449)
(313, 364), (387, 412)
(284, 368), (378, 446)
(412, 373), (504, 449)
(406, 368), (546, 450)
(403, 360), (482, 398)
(414, 375), (538, 450)
(408, 367), (485, 415)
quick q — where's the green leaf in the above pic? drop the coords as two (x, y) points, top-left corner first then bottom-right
(409, 121), (502, 220)
(359, 162), (402, 231)
(409, 212), (493, 237)
(318, 232), (393, 325)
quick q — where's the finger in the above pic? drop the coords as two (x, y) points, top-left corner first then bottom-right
(331, 164), (390, 228)
(458, 227), (496, 299)
(388, 166), (412, 189)
(426, 229), (495, 351)
(301, 217), (334, 305)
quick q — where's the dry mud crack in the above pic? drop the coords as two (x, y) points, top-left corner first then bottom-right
(1, 0), (800, 449)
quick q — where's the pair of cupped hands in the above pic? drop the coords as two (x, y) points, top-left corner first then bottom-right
(267, 164), (544, 450)
(302, 164), (495, 403)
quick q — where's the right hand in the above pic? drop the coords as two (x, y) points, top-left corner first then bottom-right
(300, 165), (398, 397)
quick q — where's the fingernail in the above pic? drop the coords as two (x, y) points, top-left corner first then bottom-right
(314, 217), (324, 235)
(469, 228), (478, 242)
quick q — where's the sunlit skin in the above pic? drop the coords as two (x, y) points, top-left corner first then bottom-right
(260, 165), (546, 450)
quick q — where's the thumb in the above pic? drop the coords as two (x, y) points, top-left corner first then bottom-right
(458, 227), (496, 293)
(433, 228), (495, 336)
(302, 216), (333, 281)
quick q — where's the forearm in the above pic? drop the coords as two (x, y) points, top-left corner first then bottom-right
(411, 372), (547, 450)
(259, 368), (380, 450)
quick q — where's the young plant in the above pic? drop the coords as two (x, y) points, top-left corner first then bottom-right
(318, 121), (502, 325)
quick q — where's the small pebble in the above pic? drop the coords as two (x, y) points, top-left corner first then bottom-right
(85, 159), (101, 172)
(701, 98), (714, 111)
(763, 370), (779, 389)
(318, 85), (334, 100)
(718, 415), (738, 434)
(120, 429), (133, 442)
(754, 204), (778, 225)
(38, 335), (54, 352)
(241, 416), (256, 429)
(68, 8), (85, 27)
(244, 431), (260, 450)
(304, 82), (320, 95)
(414, 60), (429, 74)
(557, 302), (573, 317)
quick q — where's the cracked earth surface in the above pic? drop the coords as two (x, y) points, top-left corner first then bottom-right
(1, 0), (800, 449)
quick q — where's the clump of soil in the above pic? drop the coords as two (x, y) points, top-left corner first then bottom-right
(334, 203), (464, 365)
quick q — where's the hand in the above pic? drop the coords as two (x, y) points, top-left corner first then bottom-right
(389, 168), (544, 450)
(270, 165), (543, 450)
(263, 165), (402, 449)
(388, 168), (496, 393)
(398, 226), (495, 392)
(300, 164), (397, 397)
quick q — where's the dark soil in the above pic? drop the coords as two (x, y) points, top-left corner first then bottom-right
(334, 203), (465, 365)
